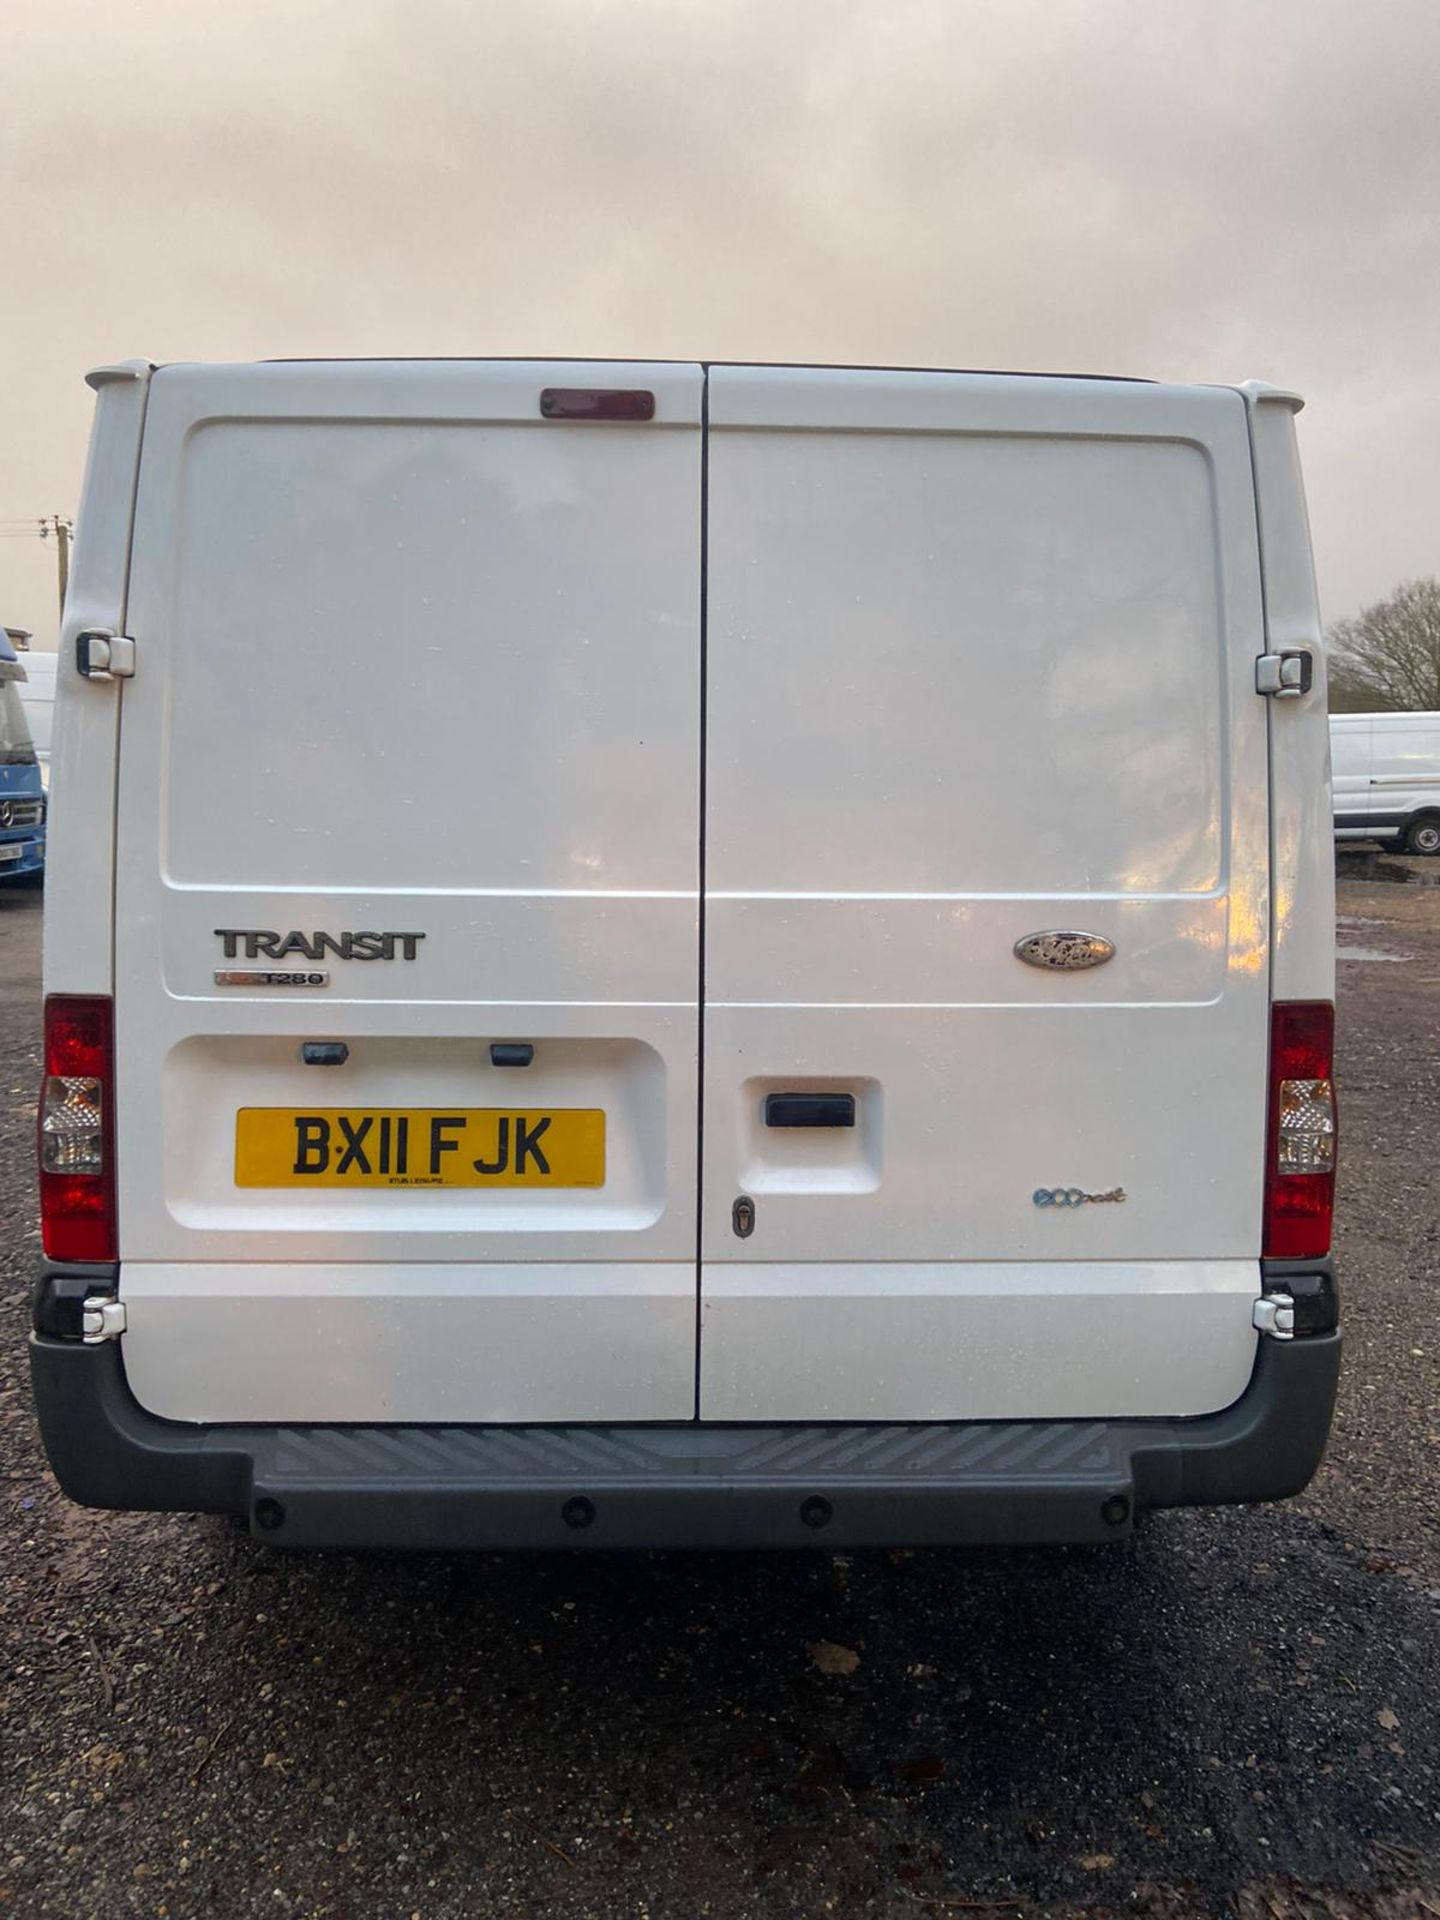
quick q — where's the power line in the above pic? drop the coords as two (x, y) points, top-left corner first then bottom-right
(0, 516), (76, 619)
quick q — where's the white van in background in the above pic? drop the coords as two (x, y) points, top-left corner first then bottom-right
(17, 648), (58, 778)
(31, 359), (1339, 1550)
(1331, 711), (1440, 854)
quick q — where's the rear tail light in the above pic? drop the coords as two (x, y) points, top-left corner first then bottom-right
(1263, 1001), (1336, 1259)
(39, 995), (116, 1262)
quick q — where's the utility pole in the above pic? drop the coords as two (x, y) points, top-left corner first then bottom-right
(38, 515), (74, 617)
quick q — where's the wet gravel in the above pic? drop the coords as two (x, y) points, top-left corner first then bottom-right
(2, 862), (1437, 1919)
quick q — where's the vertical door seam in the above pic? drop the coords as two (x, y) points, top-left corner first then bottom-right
(692, 366), (710, 1420)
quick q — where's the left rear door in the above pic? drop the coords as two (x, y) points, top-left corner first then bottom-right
(113, 360), (704, 1424)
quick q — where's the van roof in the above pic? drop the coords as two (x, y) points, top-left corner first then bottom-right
(261, 358), (1163, 384)
(97, 360), (1316, 416)
(133, 354), (1162, 386)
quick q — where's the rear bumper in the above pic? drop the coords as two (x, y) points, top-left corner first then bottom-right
(29, 1328), (1341, 1550)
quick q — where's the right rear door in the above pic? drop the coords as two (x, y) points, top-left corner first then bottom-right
(699, 367), (1271, 1422)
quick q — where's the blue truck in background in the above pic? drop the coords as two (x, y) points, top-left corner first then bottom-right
(0, 634), (46, 885)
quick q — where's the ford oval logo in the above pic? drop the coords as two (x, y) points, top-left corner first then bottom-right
(1013, 931), (1115, 972)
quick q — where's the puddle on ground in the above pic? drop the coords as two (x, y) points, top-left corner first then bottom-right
(1336, 852), (1440, 887)
(1335, 945), (1408, 963)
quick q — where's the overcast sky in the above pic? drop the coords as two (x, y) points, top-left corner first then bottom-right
(2, 0), (1437, 646)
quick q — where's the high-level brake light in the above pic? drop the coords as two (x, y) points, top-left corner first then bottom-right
(39, 996), (116, 1263)
(538, 388), (656, 421)
(1263, 1001), (1336, 1259)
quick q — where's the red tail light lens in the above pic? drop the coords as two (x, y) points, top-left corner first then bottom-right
(539, 388), (656, 421)
(39, 995), (116, 1262)
(1263, 1001), (1336, 1259)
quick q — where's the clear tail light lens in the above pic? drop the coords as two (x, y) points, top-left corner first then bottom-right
(1264, 1001), (1336, 1259)
(1276, 1076), (1337, 1174)
(41, 1076), (105, 1172)
(39, 996), (116, 1262)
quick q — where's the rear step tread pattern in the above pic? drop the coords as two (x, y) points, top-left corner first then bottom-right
(264, 1420), (1120, 1484)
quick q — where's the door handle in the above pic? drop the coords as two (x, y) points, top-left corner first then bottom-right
(763, 1092), (855, 1128)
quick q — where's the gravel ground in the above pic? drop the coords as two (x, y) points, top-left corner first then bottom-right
(2, 859), (1437, 1920)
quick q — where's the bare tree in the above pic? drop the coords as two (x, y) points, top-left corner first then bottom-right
(1327, 577), (1440, 712)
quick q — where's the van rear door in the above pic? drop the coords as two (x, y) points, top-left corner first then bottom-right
(1328, 715), (1373, 838)
(699, 368), (1272, 1421)
(113, 361), (703, 1424)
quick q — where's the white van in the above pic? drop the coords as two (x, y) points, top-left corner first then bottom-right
(17, 648), (57, 779)
(31, 360), (1340, 1549)
(1330, 710), (1440, 854)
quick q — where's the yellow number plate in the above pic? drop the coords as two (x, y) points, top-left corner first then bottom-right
(234, 1108), (605, 1189)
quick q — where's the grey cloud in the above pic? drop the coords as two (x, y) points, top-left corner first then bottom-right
(1, 0), (1436, 637)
